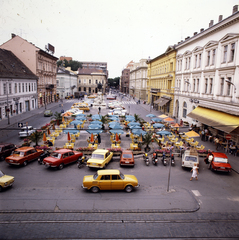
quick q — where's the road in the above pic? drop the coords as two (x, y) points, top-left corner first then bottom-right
(0, 95), (239, 239)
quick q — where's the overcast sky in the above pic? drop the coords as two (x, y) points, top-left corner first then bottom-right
(0, 0), (238, 78)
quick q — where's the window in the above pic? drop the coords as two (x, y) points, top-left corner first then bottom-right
(15, 83), (17, 93)
(226, 77), (231, 96)
(26, 83), (28, 92)
(205, 78), (208, 93)
(197, 79), (200, 92)
(185, 58), (188, 70)
(84, 79), (86, 84)
(9, 83), (12, 94)
(220, 78), (224, 95)
(34, 83), (36, 91)
(193, 79), (196, 92)
(207, 51), (210, 66)
(29, 83), (31, 92)
(89, 79), (91, 84)
(198, 54), (201, 67)
(183, 102), (187, 118)
(3, 83), (7, 95)
(212, 49), (216, 65)
(194, 55), (197, 68)
(96, 80), (98, 84)
(230, 43), (235, 61)
(188, 57), (191, 69)
(209, 78), (213, 94)
(19, 83), (21, 93)
(79, 79), (81, 84)
(31, 83), (33, 91)
(22, 83), (24, 92)
(223, 45), (228, 62)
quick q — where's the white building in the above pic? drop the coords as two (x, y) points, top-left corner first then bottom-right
(56, 67), (78, 99)
(129, 59), (148, 101)
(0, 49), (38, 121)
(174, 5), (239, 142)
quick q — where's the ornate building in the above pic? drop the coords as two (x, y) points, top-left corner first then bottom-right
(0, 34), (58, 108)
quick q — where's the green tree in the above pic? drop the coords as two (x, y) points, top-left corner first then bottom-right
(142, 132), (154, 152)
(51, 111), (62, 125)
(29, 130), (44, 146)
(57, 59), (82, 71)
(108, 77), (120, 88)
(134, 113), (144, 125)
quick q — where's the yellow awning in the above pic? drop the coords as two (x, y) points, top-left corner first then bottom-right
(187, 106), (239, 133)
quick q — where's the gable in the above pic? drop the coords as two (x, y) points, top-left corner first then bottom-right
(204, 41), (218, 49)
(192, 46), (203, 53)
(220, 33), (239, 43)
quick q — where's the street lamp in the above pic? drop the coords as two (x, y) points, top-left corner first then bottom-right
(172, 87), (179, 123)
(225, 78), (236, 94)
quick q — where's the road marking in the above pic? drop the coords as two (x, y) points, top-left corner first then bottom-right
(192, 190), (201, 196)
(227, 197), (239, 202)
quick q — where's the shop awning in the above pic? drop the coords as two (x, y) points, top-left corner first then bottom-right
(187, 106), (239, 133)
(154, 98), (170, 106)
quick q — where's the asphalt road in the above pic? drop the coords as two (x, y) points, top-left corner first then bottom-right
(1, 95), (239, 239)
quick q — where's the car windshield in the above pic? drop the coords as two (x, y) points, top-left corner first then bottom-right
(13, 151), (24, 157)
(120, 172), (125, 180)
(51, 152), (62, 159)
(214, 157), (228, 163)
(0, 170), (4, 177)
(123, 154), (132, 158)
(93, 172), (98, 180)
(185, 156), (197, 162)
(92, 154), (104, 159)
(45, 110), (51, 114)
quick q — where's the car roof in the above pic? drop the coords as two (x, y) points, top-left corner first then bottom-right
(93, 149), (109, 154)
(211, 152), (228, 158)
(0, 143), (14, 147)
(16, 147), (34, 152)
(54, 149), (73, 153)
(97, 169), (120, 175)
(122, 150), (133, 154)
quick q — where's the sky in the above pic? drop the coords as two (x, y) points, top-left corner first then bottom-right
(0, 0), (238, 78)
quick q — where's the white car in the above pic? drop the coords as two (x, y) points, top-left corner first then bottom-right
(182, 148), (199, 169)
(19, 126), (36, 138)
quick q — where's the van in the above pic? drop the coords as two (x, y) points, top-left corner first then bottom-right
(182, 148), (199, 169)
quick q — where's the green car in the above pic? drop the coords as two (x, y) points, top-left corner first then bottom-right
(44, 110), (53, 117)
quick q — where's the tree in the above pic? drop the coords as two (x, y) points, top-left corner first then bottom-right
(142, 132), (154, 152)
(29, 130), (44, 147)
(51, 111), (62, 125)
(108, 77), (120, 88)
(57, 59), (82, 71)
(134, 113), (144, 125)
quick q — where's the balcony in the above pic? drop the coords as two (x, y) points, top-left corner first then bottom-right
(45, 84), (55, 89)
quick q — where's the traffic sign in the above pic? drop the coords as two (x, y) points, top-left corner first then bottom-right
(226, 134), (231, 140)
(18, 122), (23, 128)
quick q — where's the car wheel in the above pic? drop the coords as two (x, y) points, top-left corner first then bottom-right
(125, 185), (133, 193)
(23, 161), (28, 166)
(58, 164), (64, 170)
(91, 186), (99, 193)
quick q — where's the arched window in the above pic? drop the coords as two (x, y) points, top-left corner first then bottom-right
(79, 79), (81, 84)
(183, 101), (187, 118)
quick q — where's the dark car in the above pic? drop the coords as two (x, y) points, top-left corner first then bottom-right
(0, 143), (17, 161)
(44, 110), (53, 117)
(120, 150), (135, 167)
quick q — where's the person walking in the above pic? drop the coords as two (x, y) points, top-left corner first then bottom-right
(98, 107), (101, 114)
(190, 163), (199, 181)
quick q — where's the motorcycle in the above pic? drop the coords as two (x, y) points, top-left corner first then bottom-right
(171, 154), (175, 166)
(152, 152), (158, 166)
(143, 153), (150, 166)
(162, 153), (167, 166)
(38, 150), (51, 164)
(77, 156), (87, 169)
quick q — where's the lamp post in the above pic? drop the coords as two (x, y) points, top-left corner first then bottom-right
(172, 87), (179, 123)
(6, 82), (10, 125)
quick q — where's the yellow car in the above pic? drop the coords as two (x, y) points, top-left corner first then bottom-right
(0, 170), (14, 192)
(82, 169), (140, 193)
(87, 149), (113, 168)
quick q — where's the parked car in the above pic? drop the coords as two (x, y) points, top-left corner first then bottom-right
(206, 152), (232, 173)
(0, 170), (14, 192)
(0, 143), (17, 161)
(18, 126), (36, 138)
(44, 110), (53, 117)
(42, 149), (83, 170)
(82, 169), (140, 193)
(182, 148), (199, 169)
(5, 147), (43, 166)
(120, 150), (134, 167)
(106, 95), (116, 100)
(87, 149), (113, 168)
(38, 150), (52, 164)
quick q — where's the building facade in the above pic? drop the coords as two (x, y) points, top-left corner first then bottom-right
(121, 61), (134, 94)
(129, 59), (148, 101)
(56, 67), (78, 99)
(0, 49), (38, 121)
(0, 34), (58, 108)
(175, 5), (239, 142)
(147, 47), (177, 116)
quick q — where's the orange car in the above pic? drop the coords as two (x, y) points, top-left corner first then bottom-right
(5, 147), (43, 166)
(120, 150), (135, 167)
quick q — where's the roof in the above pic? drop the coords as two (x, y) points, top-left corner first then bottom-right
(16, 147), (35, 152)
(97, 169), (120, 175)
(54, 149), (73, 153)
(93, 149), (109, 154)
(211, 152), (228, 158)
(78, 68), (105, 75)
(0, 49), (38, 79)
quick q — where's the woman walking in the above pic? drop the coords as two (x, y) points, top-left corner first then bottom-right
(190, 163), (199, 181)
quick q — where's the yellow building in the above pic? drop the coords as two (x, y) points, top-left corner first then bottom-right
(147, 46), (177, 116)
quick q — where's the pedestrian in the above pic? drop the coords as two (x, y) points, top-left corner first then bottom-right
(97, 134), (101, 146)
(98, 107), (101, 113)
(190, 163), (199, 181)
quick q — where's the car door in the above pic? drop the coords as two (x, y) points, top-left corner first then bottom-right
(111, 174), (124, 190)
(62, 152), (69, 164)
(99, 175), (111, 190)
(68, 151), (76, 164)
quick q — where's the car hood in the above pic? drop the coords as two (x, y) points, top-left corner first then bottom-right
(83, 175), (94, 183)
(0, 175), (14, 183)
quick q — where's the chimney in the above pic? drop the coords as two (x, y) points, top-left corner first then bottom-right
(218, 15), (223, 22)
(233, 5), (238, 14)
(194, 32), (198, 36)
(11, 33), (16, 38)
(209, 20), (214, 27)
(200, 28), (204, 32)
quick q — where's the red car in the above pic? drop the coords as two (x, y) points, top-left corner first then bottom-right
(207, 152), (232, 173)
(120, 150), (135, 167)
(43, 149), (83, 170)
(5, 147), (43, 166)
